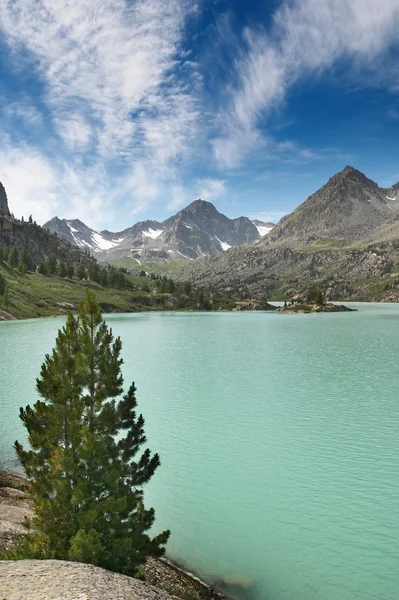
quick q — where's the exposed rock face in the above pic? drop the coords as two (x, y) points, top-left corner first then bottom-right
(173, 167), (399, 301)
(276, 302), (355, 313)
(264, 166), (399, 245)
(0, 560), (182, 600)
(0, 181), (10, 214)
(0, 471), (227, 600)
(0, 215), (94, 268)
(44, 200), (261, 263)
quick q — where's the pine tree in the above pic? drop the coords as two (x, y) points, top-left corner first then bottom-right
(12, 291), (170, 573)
(76, 265), (86, 280)
(66, 264), (75, 279)
(8, 247), (18, 268)
(0, 273), (5, 296)
(47, 254), (57, 275)
(57, 261), (67, 278)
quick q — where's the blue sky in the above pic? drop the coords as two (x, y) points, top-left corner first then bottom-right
(0, 0), (399, 231)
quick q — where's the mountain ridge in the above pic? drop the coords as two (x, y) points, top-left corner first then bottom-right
(173, 166), (399, 300)
(44, 200), (274, 264)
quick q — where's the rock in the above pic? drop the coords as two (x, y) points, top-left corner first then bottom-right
(0, 471), (227, 600)
(0, 309), (18, 321)
(277, 302), (356, 313)
(0, 182), (9, 214)
(0, 560), (182, 600)
(232, 301), (277, 311)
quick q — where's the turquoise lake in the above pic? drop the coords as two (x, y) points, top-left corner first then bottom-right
(1, 305), (398, 599)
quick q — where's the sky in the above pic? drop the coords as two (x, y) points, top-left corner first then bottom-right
(0, 0), (399, 232)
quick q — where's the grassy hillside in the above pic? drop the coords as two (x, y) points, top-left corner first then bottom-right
(0, 264), (170, 319)
(0, 263), (240, 319)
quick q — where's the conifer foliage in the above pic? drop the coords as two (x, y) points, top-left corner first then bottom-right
(12, 290), (170, 574)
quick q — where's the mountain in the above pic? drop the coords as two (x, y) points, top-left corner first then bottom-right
(264, 166), (399, 246)
(0, 182), (9, 214)
(174, 167), (399, 301)
(252, 219), (275, 237)
(0, 184), (93, 268)
(44, 200), (266, 264)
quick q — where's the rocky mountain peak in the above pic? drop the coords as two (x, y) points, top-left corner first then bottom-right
(184, 199), (217, 216)
(330, 165), (378, 190)
(0, 181), (10, 214)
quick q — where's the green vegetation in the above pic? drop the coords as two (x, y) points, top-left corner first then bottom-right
(109, 256), (186, 275)
(4, 291), (170, 575)
(0, 241), (240, 318)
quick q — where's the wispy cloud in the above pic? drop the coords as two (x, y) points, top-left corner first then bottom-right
(0, 0), (201, 225)
(196, 178), (226, 201)
(0, 0), (398, 227)
(213, 0), (399, 167)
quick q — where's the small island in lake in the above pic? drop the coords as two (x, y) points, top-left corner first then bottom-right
(275, 288), (356, 313)
(276, 302), (356, 313)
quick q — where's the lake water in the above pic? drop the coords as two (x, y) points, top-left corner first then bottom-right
(1, 305), (398, 600)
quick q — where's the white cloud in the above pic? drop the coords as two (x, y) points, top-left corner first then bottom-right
(54, 115), (93, 150)
(4, 102), (43, 126)
(0, 143), (59, 223)
(213, 0), (399, 167)
(196, 178), (226, 201)
(0, 0), (201, 222)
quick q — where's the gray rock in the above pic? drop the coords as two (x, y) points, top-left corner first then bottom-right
(0, 181), (10, 214)
(0, 560), (181, 600)
(44, 200), (261, 263)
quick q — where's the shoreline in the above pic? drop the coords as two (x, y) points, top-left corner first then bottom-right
(0, 469), (232, 600)
(0, 299), (366, 322)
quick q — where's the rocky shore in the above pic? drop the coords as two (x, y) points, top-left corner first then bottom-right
(0, 470), (228, 600)
(276, 302), (356, 313)
(0, 308), (17, 321)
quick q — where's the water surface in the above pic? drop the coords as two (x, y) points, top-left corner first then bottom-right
(1, 305), (398, 599)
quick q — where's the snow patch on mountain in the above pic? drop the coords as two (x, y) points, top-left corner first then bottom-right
(216, 236), (231, 251)
(142, 229), (163, 239)
(255, 225), (273, 237)
(91, 232), (124, 251)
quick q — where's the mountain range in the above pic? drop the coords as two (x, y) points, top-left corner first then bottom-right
(4, 164), (399, 304)
(173, 166), (399, 301)
(44, 201), (274, 264)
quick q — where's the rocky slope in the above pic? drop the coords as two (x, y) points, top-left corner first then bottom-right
(44, 200), (273, 264)
(0, 560), (183, 600)
(174, 167), (399, 301)
(0, 181), (97, 270)
(264, 166), (399, 246)
(0, 182), (9, 214)
(0, 215), (93, 268)
(0, 470), (227, 600)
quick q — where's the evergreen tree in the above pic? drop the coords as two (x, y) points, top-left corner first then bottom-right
(88, 262), (100, 283)
(47, 254), (57, 275)
(100, 269), (108, 287)
(0, 272), (5, 296)
(20, 248), (32, 272)
(57, 261), (67, 278)
(76, 265), (86, 280)
(66, 264), (75, 279)
(11, 291), (169, 573)
(8, 247), (19, 269)
(38, 262), (48, 275)
(17, 259), (27, 274)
